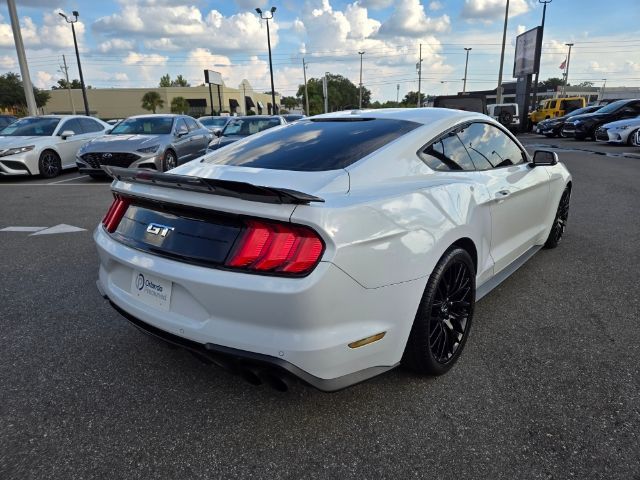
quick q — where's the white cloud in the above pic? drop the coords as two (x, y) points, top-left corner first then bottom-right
(123, 52), (168, 65)
(0, 10), (85, 50)
(461, 0), (529, 23)
(358, 0), (394, 9)
(35, 70), (54, 89)
(97, 38), (135, 53)
(0, 55), (16, 68)
(377, 0), (450, 38)
(429, 1), (444, 11)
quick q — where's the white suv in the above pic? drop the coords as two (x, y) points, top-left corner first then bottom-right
(487, 103), (520, 131)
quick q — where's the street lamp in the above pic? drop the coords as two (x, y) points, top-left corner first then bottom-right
(256, 7), (277, 115)
(463, 47), (472, 93)
(532, 0), (552, 107)
(59, 10), (89, 116)
(358, 51), (365, 109)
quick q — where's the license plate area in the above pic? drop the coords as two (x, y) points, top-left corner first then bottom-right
(131, 270), (172, 311)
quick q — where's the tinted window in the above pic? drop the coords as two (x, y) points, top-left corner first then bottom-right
(207, 118), (419, 171)
(420, 133), (475, 171)
(111, 117), (174, 135)
(185, 117), (199, 131)
(0, 116), (15, 128)
(597, 99), (633, 114)
(175, 118), (188, 133)
(60, 118), (83, 135)
(0, 117), (60, 136)
(200, 117), (228, 127)
(222, 118), (282, 136)
(457, 122), (525, 169)
(79, 118), (104, 133)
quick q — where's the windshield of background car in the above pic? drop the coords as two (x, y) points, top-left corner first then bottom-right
(222, 118), (282, 136)
(206, 118), (420, 171)
(110, 117), (174, 135)
(200, 118), (228, 127)
(569, 106), (600, 117)
(596, 100), (630, 114)
(0, 117), (60, 136)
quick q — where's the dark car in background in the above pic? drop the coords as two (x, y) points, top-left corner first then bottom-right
(198, 116), (232, 135)
(282, 114), (306, 123)
(76, 114), (212, 177)
(561, 99), (640, 140)
(0, 115), (17, 129)
(536, 105), (602, 137)
(208, 115), (286, 151)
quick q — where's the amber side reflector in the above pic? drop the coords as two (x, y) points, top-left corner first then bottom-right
(348, 332), (386, 349)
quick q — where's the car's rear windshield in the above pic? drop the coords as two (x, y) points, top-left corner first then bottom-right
(110, 117), (174, 135)
(200, 117), (228, 127)
(205, 118), (420, 171)
(222, 118), (281, 136)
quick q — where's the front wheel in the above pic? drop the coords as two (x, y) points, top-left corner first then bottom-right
(544, 186), (571, 249)
(38, 150), (62, 178)
(403, 248), (476, 376)
(162, 150), (177, 172)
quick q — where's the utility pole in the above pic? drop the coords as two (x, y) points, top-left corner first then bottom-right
(496, 0), (510, 104)
(7, 0), (37, 116)
(417, 43), (423, 108)
(600, 78), (607, 102)
(532, 0), (552, 108)
(358, 51), (365, 109)
(396, 84), (400, 105)
(463, 47), (472, 93)
(60, 55), (75, 114)
(302, 58), (310, 115)
(323, 73), (329, 113)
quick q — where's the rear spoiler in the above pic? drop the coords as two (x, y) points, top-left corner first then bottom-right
(103, 166), (325, 205)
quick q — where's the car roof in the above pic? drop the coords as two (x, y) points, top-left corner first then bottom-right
(311, 108), (487, 125)
(229, 115), (283, 120)
(128, 114), (182, 119)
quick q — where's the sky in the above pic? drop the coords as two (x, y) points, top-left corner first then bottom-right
(0, 0), (638, 102)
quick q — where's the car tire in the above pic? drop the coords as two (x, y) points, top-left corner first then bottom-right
(89, 173), (103, 180)
(38, 150), (62, 178)
(627, 129), (638, 146)
(544, 186), (571, 249)
(402, 247), (475, 376)
(162, 150), (177, 172)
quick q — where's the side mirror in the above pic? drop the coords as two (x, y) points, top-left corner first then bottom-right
(106, 128), (112, 134)
(176, 126), (188, 137)
(60, 130), (75, 139)
(532, 150), (558, 167)
(214, 130), (222, 137)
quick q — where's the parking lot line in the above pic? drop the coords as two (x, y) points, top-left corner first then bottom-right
(48, 175), (90, 184)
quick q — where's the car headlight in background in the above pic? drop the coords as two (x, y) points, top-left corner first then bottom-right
(0, 145), (35, 157)
(136, 145), (160, 154)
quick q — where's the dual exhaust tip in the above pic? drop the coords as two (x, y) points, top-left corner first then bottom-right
(238, 365), (292, 392)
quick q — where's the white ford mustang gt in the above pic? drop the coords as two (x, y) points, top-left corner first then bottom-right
(95, 108), (572, 392)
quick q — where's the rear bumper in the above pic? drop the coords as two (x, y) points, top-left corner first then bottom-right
(95, 226), (418, 390)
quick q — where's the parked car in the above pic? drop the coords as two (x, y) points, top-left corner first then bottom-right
(0, 114), (17, 129)
(282, 114), (306, 123)
(595, 116), (640, 145)
(106, 119), (124, 126)
(198, 116), (232, 135)
(535, 105), (602, 137)
(94, 108), (571, 391)
(634, 129), (640, 146)
(207, 115), (286, 151)
(76, 114), (212, 178)
(529, 97), (585, 125)
(487, 103), (519, 130)
(561, 99), (640, 140)
(0, 115), (110, 178)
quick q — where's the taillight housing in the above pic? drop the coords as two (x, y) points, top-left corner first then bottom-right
(226, 219), (324, 276)
(102, 195), (130, 233)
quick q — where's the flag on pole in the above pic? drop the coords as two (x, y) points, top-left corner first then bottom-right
(559, 58), (567, 70)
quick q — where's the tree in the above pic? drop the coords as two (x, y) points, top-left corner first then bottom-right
(400, 91), (420, 107)
(576, 81), (594, 88)
(159, 74), (171, 87)
(295, 73), (371, 115)
(170, 96), (189, 114)
(281, 96), (298, 110)
(51, 78), (84, 90)
(141, 91), (164, 113)
(159, 74), (190, 87)
(0, 72), (49, 113)
(538, 77), (565, 91)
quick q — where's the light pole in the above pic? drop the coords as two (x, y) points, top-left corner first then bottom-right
(562, 43), (574, 96)
(59, 10), (89, 116)
(496, 0), (509, 104)
(532, 0), (552, 108)
(256, 7), (277, 115)
(358, 51), (365, 109)
(7, 0), (36, 115)
(462, 47), (472, 93)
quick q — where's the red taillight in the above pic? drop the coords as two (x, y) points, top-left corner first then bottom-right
(102, 196), (130, 233)
(226, 220), (324, 275)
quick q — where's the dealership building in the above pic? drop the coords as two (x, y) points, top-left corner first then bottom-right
(42, 80), (281, 120)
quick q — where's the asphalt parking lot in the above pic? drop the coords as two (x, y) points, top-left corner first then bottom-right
(1, 136), (639, 479)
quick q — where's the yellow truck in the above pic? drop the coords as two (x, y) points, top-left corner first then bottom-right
(529, 97), (586, 124)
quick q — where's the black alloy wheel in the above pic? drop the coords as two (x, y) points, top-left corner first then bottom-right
(403, 248), (475, 375)
(163, 150), (177, 172)
(38, 150), (61, 178)
(544, 186), (571, 249)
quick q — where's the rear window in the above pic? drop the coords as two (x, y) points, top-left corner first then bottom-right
(206, 118), (420, 171)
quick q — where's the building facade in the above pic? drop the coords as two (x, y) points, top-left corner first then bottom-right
(43, 80), (281, 120)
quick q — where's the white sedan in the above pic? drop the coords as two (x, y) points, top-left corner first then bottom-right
(595, 116), (640, 145)
(0, 115), (110, 178)
(94, 108), (572, 391)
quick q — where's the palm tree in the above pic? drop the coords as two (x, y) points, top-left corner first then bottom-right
(141, 91), (164, 113)
(170, 96), (189, 114)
